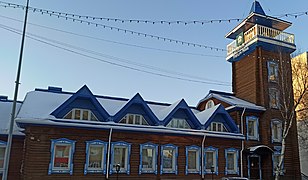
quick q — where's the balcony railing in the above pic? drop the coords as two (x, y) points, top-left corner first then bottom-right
(227, 24), (295, 57)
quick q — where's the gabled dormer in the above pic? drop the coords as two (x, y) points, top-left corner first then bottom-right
(51, 85), (110, 121)
(196, 104), (239, 133)
(113, 93), (159, 126)
(161, 99), (201, 130)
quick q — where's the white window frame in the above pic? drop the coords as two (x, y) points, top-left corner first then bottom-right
(269, 88), (280, 109)
(185, 145), (201, 175)
(84, 140), (107, 175)
(64, 108), (98, 121)
(139, 143), (158, 174)
(204, 146), (218, 175)
(207, 122), (228, 132)
(267, 60), (279, 82)
(48, 138), (75, 175)
(225, 148), (239, 175)
(160, 144), (178, 174)
(246, 116), (259, 141)
(0, 140), (7, 172)
(166, 118), (191, 129)
(271, 119), (282, 143)
(119, 114), (149, 125)
(205, 100), (215, 109)
(110, 141), (131, 175)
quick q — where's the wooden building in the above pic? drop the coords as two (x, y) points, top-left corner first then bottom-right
(0, 1), (301, 180)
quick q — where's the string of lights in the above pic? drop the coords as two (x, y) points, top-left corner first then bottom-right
(0, 14), (225, 58)
(0, 23), (231, 86)
(1, 1), (307, 25)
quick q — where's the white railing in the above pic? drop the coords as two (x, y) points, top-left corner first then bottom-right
(227, 24), (295, 57)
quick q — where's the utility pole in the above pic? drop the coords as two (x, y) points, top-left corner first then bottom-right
(2, 0), (29, 179)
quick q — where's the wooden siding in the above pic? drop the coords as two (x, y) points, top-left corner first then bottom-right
(21, 126), (242, 180)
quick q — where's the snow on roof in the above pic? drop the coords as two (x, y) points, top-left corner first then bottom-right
(198, 90), (265, 111)
(195, 104), (220, 124)
(149, 99), (182, 120)
(0, 100), (23, 135)
(97, 97), (127, 116)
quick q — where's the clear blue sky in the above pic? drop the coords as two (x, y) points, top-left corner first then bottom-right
(1, 0), (308, 106)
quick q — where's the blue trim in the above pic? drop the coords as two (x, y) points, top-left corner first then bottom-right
(0, 140), (7, 146)
(204, 146), (218, 175)
(246, 116), (259, 141)
(139, 143), (158, 174)
(185, 145), (201, 175)
(160, 144), (178, 175)
(84, 140), (107, 175)
(204, 105), (239, 133)
(162, 99), (202, 129)
(225, 148), (239, 175)
(269, 88), (280, 109)
(113, 93), (160, 126)
(48, 138), (75, 175)
(51, 85), (110, 121)
(271, 119), (282, 143)
(110, 141), (131, 175)
(250, 1), (265, 15)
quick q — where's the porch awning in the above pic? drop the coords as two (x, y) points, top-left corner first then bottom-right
(248, 145), (274, 154)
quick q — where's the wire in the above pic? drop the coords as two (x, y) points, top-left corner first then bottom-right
(0, 24), (231, 86)
(0, 14), (225, 58)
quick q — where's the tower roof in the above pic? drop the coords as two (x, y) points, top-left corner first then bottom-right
(226, 1), (291, 40)
(250, 1), (265, 15)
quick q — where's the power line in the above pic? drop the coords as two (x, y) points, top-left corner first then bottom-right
(0, 14), (225, 58)
(0, 24), (231, 86)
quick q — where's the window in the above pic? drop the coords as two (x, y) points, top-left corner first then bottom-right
(64, 108), (98, 121)
(204, 147), (218, 174)
(269, 88), (279, 109)
(207, 122), (228, 132)
(272, 146), (284, 176)
(161, 144), (178, 174)
(119, 114), (149, 125)
(0, 140), (6, 171)
(225, 148), (239, 175)
(139, 143), (158, 174)
(48, 138), (75, 175)
(205, 100), (215, 109)
(271, 120), (282, 143)
(166, 118), (191, 129)
(268, 61), (279, 82)
(185, 146), (200, 174)
(110, 142), (131, 174)
(246, 116), (259, 140)
(84, 140), (107, 174)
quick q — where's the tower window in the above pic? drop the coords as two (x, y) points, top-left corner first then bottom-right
(268, 61), (279, 82)
(269, 88), (280, 109)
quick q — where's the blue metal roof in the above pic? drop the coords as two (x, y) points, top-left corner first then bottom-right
(250, 1), (265, 15)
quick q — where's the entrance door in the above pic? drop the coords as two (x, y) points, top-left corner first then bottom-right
(248, 155), (261, 180)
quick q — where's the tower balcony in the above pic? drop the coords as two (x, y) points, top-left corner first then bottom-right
(226, 24), (295, 61)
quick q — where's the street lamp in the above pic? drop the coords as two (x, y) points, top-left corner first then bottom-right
(211, 165), (215, 180)
(116, 164), (121, 180)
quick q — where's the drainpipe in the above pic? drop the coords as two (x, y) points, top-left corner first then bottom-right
(201, 134), (206, 180)
(106, 128), (113, 179)
(240, 107), (246, 177)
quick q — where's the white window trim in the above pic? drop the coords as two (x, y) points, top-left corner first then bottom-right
(119, 114), (149, 125)
(84, 140), (107, 175)
(246, 116), (259, 141)
(48, 138), (75, 175)
(204, 146), (218, 175)
(185, 145), (201, 175)
(225, 148), (239, 175)
(64, 108), (98, 121)
(160, 144), (178, 174)
(271, 119), (283, 143)
(269, 88), (280, 109)
(110, 141), (131, 175)
(166, 118), (191, 129)
(207, 122), (228, 132)
(0, 140), (7, 172)
(205, 100), (215, 109)
(139, 143), (158, 174)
